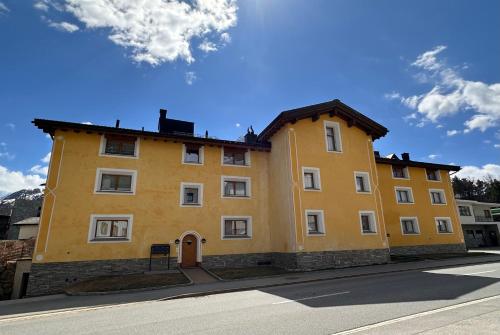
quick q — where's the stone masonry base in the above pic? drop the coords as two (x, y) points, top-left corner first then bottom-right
(389, 243), (467, 256)
(27, 248), (390, 296)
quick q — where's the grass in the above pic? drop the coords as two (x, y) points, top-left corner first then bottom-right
(65, 272), (190, 294)
(209, 266), (289, 280)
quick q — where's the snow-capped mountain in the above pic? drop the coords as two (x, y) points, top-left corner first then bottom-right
(0, 189), (43, 239)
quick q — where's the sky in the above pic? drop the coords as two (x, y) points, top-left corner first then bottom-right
(0, 0), (499, 196)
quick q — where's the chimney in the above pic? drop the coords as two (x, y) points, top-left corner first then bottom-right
(401, 152), (410, 161)
(244, 126), (258, 144)
(159, 109), (167, 120)
(115, 119), (120, 128)
(374, 151), (380, 158)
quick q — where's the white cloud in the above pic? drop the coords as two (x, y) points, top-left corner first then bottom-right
(391, 46), (500, 133)
(455, 164), (500, 180)
(484, 139), (492, 144)
(34, 1), (49, 11)
(0, 165), (45, 196)
(428, 154), (440, 160)
(0, 2), (9, 14)
(436, 124), (443, 128)
(5, 123), (15, 130)
(220, 32), (231, 44)
(41, 152), (51, 164)
(199, 40), (217, 53)
(494, 144), (500, 149)
(30, 165), (49, 175)
(53, 0), (238, 66)
(185, 71), (197, 85)
(446, 129), (460, 137)
(235, 123), (240, 127)
(81, 121), (93, 125)
(49, 21), (80, 33)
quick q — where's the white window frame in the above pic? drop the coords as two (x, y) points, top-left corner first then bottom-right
(395, 186), (415, 204)
(458, 205), (472, 217)
(221, 176), (252, 199)
(324, 120), (343, 153)
(220, 216), (252, 240)
(392, 165), (410, 180)
(88, 214), (133, 243)
(429, 189), (447, 205)
(305, 209), (326, 236)
(426, 168), (441, 182)
(400, 216), (420, 235)
(435, 217), (454, 234)
(182, 144), (204, 165)
(221, 147), (251, 167)
(180, 182), (203, 207)
(302, 167), (321, 191)
(99, 135), (140, 159)
(354, 171), (372, 194)
(94, 168), (137, 195)
(359, 211), (377, 235)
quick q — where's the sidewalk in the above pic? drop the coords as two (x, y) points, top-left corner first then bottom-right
(1, 253), (500, 320)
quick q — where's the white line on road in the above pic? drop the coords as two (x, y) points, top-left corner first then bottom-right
(462, 270), (497, 276)
(272, 291), (350, 305)
(331, 294), (500, 335)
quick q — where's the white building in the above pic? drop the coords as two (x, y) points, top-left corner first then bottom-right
(456, 199), (500, 248)
(13, 217), (39, 240)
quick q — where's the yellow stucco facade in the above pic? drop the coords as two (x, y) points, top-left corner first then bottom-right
(30, 100), (465, 284)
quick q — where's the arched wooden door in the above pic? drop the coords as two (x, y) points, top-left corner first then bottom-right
(181, 234), (197, 268)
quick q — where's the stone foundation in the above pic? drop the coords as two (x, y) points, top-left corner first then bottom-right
(389, 243), (467, 256)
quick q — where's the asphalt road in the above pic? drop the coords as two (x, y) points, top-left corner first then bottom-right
(1, 262), (500, 334)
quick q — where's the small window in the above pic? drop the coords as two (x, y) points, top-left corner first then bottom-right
(429, 189), (446, 205)
(89, 215), (132, 242)
(102, 135), (137, 157)
(392, 165), (409, 179)
(221, 216), (252, 239)
(435, 218), (453, 234)
(95, 169), (136, 194)
(354, 172), (371, 193)
(426, 169), (440, 181)
(395, 187), (414, 204)
(359, 211), (377, 234)
(458, 206), (472, 216)
(183, 144), (204, 164)
(305, 210), (325, 236)
(324, 121), (342, 153)
(180, 183), (203, 206)
(401, 217), (419, 235)
(223, 148), (249, 166)
(302, 167), (321, 191)
(221, 176), (251, 198)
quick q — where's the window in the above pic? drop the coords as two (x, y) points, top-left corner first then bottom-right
(302, 167), (321, 191)
(400, 217), (419, 235)
(221, 176), (251, 198)
(354, 172), (371, 193)
(435, 217), (453, 234)
(395, 187), (414, 204)
(324, 121), (342, 153)
(95, 169), (136, 194)
(183, 144), (204, 164)
(222, 148), (249, 166)
(180, 183), (203, 207)
(88, 215), (132, 242)
(458, 206), (471, 216)
(305, 210), (325, 236)
(429, 189), (446, 205)
(392, 166), (409, 179)
(101, 135), (138, 157)
(359, 211), (377, 234)
(426, 169), (440, 181)
(221, 216), (252, 239)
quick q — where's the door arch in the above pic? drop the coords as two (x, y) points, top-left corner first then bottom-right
(178, 231), (202, 267)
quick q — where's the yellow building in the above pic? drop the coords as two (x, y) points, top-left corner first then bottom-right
(28, 100), (465, 295)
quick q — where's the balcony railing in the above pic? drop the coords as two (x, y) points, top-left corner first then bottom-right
(474, 216), (500, 222)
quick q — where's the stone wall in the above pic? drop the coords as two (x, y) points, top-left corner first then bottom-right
(0, 239), (35, 265)
(0, 262), (16, 300)
(389, 243), (467, 256)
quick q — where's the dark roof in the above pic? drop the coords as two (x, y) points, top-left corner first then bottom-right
(32, 119), (271, 151)
(375, 157), (461, 172)
(258, 99), (389, 141)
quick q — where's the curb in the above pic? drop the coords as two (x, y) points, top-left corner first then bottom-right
(159, 257), (500, 301)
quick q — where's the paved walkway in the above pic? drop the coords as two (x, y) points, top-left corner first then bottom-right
(182, 267), (218, 284)
(1, 253), (500, 319)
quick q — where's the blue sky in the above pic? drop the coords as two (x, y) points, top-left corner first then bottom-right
(0, 0), (499, 195)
